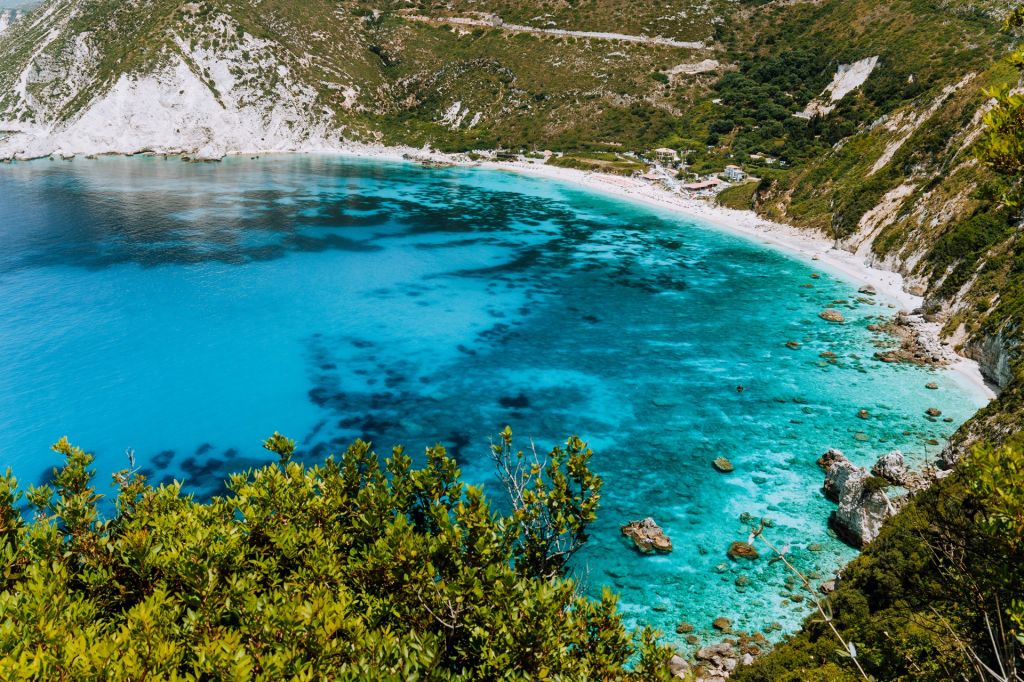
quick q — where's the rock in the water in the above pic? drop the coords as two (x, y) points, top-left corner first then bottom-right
(926, 407), (942, 417)
(926, 382), (939, 390)
(859, 284), (877, 295)
(821, 452), (860, 503)
(712, 457), (735, 473)
(669, 654), (691, 679)
(621, 517), (673, 553)
(871, 450), (908, 486)
(857, 409), (870, 419)
(710, 618), (732, 633)
(817, 448), (846, 472)
(727, 541), (759, 561)
(819, 450), (898, 547)
(786, 340), (801, 350)
(819, 309), (845, 323)
(676, 621), (695, 634)
(819, 579), (837, 594)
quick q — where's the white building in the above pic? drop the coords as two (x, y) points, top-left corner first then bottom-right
(723, 165), (746, 182)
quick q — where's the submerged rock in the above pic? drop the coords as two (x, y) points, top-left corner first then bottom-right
(621, 517), (673, 553)
(819, 309), (845, 323)
(926, 407), (942, 417)
(859, 284), (877, 295)
(711, 617), (732, 632)
(712, 457), (735, 473)
(727, 541), (759, 561)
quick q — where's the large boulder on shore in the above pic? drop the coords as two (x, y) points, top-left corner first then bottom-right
(818, 450), (898, 548)
(871, 450), (909, 486)
(621, 517), (673, 553)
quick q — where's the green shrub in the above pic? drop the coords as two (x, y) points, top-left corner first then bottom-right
(0, 433), (674, 680)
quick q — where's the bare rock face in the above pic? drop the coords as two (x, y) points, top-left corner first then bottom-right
(819, 448), (860, 501)
(818, 450), (898, 548)
(692, 635), (765, 682)
(831, 481), (894, 548)
(965, 325), (1016, 390)
(937, 442), (960, 470)
(696, 641), (737, 680)
(621, 517), (672, 553)
(669, 654), (691, 679)
(871, 450), (908, 486)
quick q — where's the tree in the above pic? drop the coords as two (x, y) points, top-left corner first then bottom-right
(979, 8), (1024, 205)
(0, 432), (674, 680)
(490, 426), (602, 581)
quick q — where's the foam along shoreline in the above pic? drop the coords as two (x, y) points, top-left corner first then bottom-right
(14, 142), (999, 403)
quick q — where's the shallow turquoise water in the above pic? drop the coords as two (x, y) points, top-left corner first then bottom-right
(0, 155), (985, 643)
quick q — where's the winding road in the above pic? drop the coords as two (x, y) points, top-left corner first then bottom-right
(400, 14), (708, 50)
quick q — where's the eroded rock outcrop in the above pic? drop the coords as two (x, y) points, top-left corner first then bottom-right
(621, 517), (672, 553)
(818, 449), (898, 547)
(871, 450), (908, 486)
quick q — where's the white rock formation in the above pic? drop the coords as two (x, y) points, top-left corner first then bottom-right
(798, 56), (879, 118)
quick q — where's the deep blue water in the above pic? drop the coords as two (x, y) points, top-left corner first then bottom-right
(0, 155), (985, 643)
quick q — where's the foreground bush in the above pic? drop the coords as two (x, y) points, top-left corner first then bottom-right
(0, 430), (672, 680)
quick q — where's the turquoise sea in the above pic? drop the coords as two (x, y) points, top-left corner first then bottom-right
(0, 155), (986, 644)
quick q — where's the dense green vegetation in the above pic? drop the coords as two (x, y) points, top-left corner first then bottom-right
(0, 431), (673, 680)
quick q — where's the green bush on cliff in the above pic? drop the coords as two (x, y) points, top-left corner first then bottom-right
(0, 431), (673, 681)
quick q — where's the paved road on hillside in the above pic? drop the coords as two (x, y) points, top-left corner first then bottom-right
(400, 14), (708, 50)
